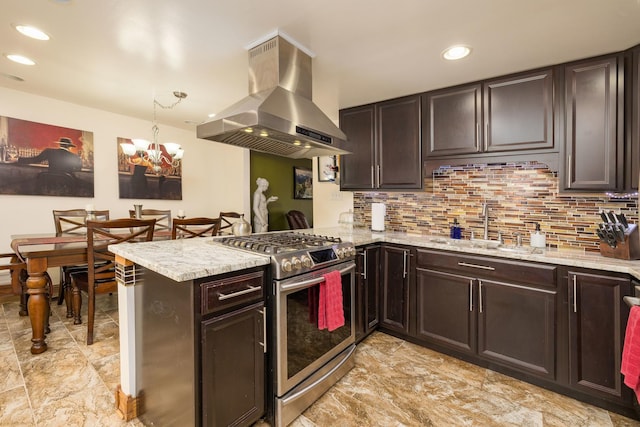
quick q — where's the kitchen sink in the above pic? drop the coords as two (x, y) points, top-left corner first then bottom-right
(427, 237), (543, 255)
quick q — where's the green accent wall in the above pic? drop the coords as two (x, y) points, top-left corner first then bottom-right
(250, 152), (313, 231)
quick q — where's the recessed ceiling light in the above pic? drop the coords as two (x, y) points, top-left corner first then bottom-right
(208, 113), (216, 118)
(5, 54), (36, 65)
(14, 25), (50, 41)
(442, 45), (471, 61)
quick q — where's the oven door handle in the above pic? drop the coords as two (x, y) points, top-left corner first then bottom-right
(279, 263), (356, 293)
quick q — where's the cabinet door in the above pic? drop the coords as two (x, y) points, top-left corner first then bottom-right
(568, 271), (630, 403)
(563, 55), (623, 190)
(477, 279), (556, 380)
(630, 47), (640, 190)
(202, 302), (265, 427)
(380, 245), (411, 335)
(355, 245), (380, 342)
(339, 105), (375, 190)
(484, 69), (554, 152)
(415, 267), (476, 354)
(423, 84), (482, 157)
(376, 95), (422, 188)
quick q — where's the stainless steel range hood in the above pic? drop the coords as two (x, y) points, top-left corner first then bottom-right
(196, 35), (349, 159)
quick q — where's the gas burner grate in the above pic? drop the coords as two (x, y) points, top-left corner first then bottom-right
(219, 232), (342, 254)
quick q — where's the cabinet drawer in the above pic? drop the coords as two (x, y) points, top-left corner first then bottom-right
(417, 249), (556, 289)
(201, 270), (264, 315)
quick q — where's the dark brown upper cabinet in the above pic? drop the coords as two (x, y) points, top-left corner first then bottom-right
(424, 69), (555, 158)
(627, 46), (640, 190)
(339, 95), (422, 190)
(561, 55), (624, 191)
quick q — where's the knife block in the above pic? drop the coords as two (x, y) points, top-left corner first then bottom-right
(599, 224), (640, 260)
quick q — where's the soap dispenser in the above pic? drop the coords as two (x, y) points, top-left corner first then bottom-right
(530, 222), (546, 248)
(450, 218), (462, 239)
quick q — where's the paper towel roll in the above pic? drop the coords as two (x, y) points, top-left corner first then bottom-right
(371, 203), (386, 232)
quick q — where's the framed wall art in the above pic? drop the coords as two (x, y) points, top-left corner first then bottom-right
(293, 166), (313, 199)
(318, 155), (336, 182)
(0, 115), (94, 197)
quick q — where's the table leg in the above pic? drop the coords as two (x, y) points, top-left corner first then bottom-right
(26, 258), (49, 354)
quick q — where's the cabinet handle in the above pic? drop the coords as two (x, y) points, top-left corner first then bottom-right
(259, 308), (267, 353)
(476, 123), (480, 148)
(572, 275), (577, 313)
(371, 166), (375, 188)
(457, 262), (495, 271)
(361, 251), (367, 280)
(469, 279), (474, 312)
(567, 154), (572, 188)
(402, 250), (408, 278)
(376, 165), (381, 188)
(478, 280), (483, 313)
(217, 285), (261, 301)
(485, 122), (489, 149)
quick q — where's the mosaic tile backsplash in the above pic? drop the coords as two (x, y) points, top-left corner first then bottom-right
(353, 162), (639, 253)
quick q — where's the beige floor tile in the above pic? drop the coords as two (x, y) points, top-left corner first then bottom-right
(0, 386), (35, 426)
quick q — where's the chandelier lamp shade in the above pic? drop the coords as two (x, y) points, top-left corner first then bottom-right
(119, 91), (187, 175)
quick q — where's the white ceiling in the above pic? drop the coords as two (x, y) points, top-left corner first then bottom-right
(2, 0), (640, 132)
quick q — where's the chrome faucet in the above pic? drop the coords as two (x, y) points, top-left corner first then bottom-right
(482, 203), (489, 240)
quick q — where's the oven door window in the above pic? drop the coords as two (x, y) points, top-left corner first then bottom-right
(285, 272), (352, 379)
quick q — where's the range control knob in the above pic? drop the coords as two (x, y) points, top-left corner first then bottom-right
(301, 255), (312, 268)
(336, 248), (345, 259)
(349, 247), (357, 256)
(281, 260), (292, 272)
(291, 257), (302, 270)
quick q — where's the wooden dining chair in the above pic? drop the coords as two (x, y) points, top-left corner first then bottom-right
(218, 211), (242, 235)
(70, 218), (156, 345)
(52, 209), (110, 317)
(129, 209), (172, 234)
(171, 217), (221, 239)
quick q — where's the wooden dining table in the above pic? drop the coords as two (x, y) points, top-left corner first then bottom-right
(10, 229), (171, 354)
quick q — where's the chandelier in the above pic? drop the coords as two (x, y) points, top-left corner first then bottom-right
(120, 91), (187, 174)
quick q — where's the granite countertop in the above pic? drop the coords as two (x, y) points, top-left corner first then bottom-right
(313, 226), (640, 281)
(110, 226), (640, 282)
(109, 238), (270, 282)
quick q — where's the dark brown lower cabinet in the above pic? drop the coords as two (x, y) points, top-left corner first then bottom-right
(380, 244), (413, 335)
(415, 266), (556, 380)
(202, 302), (265, 427)
(355, 245), (380, 342)
(568, 270), (631, 404)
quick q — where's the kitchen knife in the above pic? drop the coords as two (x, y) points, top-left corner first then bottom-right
(604, 224), (618, 247)
(600, 211), (609, 224)
(619, 213), (629, 229)
(606, 211), (617, 224)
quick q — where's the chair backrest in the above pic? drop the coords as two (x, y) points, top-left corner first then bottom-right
(218, 211), (242, 235)
(86, 218), (156, 287)
(171, 217), (221, 239)
(53, 209), (110, 234)
(286, 210), (310, 229)
(129, 209), (171, 233)
(0, 252), (26, 295)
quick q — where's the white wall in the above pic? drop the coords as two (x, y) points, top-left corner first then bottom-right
(0, 87), (250, 251)
(312, 159), (353, 228)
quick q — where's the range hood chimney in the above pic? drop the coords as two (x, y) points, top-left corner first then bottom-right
(196, 35), (350, 158)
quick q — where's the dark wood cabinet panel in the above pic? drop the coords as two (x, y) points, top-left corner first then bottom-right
(356, 245), (380, 342)
(380, 245), (412, 335)
(339, 95), (422, 190)
(630, 47), (640, 190)
(377, 96), (423, 188)
(484, 70), (554, 152)
(568, 270), (631, 403)
(563, 55), (623, 190)
(415, 267), (476, 354)
(424, 84), (482, 157)
(477, 279), (556, 379)
(339, 105), (375, 190)
(202, 302), (265, 427)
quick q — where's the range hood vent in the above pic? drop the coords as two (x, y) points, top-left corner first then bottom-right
(196, 35), (350, 159)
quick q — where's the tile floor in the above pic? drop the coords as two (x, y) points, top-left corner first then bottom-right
(2, 293), (640, 426)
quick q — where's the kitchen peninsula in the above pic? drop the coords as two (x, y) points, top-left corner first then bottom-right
(110, 228), (640, 424)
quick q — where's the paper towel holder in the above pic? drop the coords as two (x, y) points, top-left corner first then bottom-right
(371, 202), (386, 232)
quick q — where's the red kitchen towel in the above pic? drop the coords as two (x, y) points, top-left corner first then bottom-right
(318, 270), (345, 332)
(622, 305), (640, 398)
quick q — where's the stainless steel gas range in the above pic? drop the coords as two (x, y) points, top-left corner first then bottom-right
(219, 232), (357, 426)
